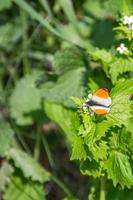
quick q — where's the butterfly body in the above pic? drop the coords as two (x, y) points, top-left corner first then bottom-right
(83, 88), (111, 115)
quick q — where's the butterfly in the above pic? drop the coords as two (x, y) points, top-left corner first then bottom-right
(82, 88), (112, 115)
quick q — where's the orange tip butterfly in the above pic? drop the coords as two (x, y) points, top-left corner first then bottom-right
(83, 88), (112, 115)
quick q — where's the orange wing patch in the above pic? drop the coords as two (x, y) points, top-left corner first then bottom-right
(95, 88), (109, 99)
(93, 109), (108, 115)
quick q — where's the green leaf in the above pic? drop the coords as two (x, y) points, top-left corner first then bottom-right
(0, 162), (14, 192)
(53, 46), (86, 74)
(83, 0), (109, 19)
(107, 79), (133, 127)
(0, 121), (14, 156)
(0, 23), (19, 48)
(90, 48), (112, 76)
(90, 48), (112, 64)
(9, 148), (50, 183)
(42, 47), (87, 108)
(44, 101), (79, 143)
(43, 67), (86, 108)
(78, 113), (112, 148)
(91, 141), (108, 161)
(70, 135), (88, 160)
(109, 57), (133, 83)
(4, 175), (45, 200)
(80, 159), (101, 178)
(104, 151), (133, 188)
(105, 0), (133, 15)
(9, 72), (42, 125)
(0, 0), (12, 11)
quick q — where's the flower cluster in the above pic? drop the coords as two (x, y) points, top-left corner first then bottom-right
(116, 43), (128, 54)
(116, 15), (133, 54)
(123, 15), (133, 30)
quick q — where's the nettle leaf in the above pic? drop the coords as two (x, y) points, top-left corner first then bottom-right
(74, 111), (112, 161)
(70, 135), (88, 161)
(53, 46), (86, 74)
(90, 48), (112, 76)
(91, 141), (108, 161)
(109, 57), (133, 84)
(104, 151), (133, 188)
(4, 175), (44, 200)
(0, 161), (14, 192)
(127, 105), (133, 134)
(80, 159), (101, 178)
(0, 121), (14, 156)
(107, 79), (133, 127)
(114, 26), (132, 40)
(90, 48), (112, 63)
(78, 113), (112, 148)
(43, 68), (86, 108)
(9, 71), (42, 126)
(44, 101), (79, 142)
(41, 46), (87, 108)
(9, 148), (50, 183)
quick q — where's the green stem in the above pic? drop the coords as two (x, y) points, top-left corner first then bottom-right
(51, 175), (72, 196)
(41, 135), (73, 196)
(100, 177), (106, 200)
(34, 128), (41, 161)
(21, 10), (30, 75)
(42, 135), (56, 171)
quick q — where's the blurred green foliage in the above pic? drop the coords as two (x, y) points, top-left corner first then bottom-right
(0, 0), (133, 199)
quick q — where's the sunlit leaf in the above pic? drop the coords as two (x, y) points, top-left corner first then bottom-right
(9, 148), (50, 183)
(4, 175), (45, 200)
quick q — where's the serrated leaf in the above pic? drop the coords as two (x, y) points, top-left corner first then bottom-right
(9, 72), (42, 125)
(90, 48), (112, 63)
(0, 161), (14, 192)
(90, 48), (112, 76)
(107, 79), (133, 127)
(9, 148), (50, 183)
(91, 141), (108, 161)
(0, 121), (14, 156)
(104, 151), (133, 188)
(109, 57), (133, 83)
(53, 46), (86, 74)
(43, 68), (86, 107)
(4, 175), (45, 200)
(41, 46), (87, 108)
(44, 101), (79, 142)
(70, 135), (88, 161)
(79, 113), (112, 148)
(80, 159), (101, 178)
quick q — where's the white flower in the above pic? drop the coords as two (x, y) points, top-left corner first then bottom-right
(116, 43), (128, 54)
(128, 15), (133, 24)
(123, 15), (133, 30)
(123, 16), (130, 24)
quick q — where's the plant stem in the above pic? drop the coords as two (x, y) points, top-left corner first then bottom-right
(34, 128), (41, 161)
(51, 175), (72, 196)
(21, 10), (30, 75)
(100, 177), (106, 200)
(42, 135), (56, 172)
